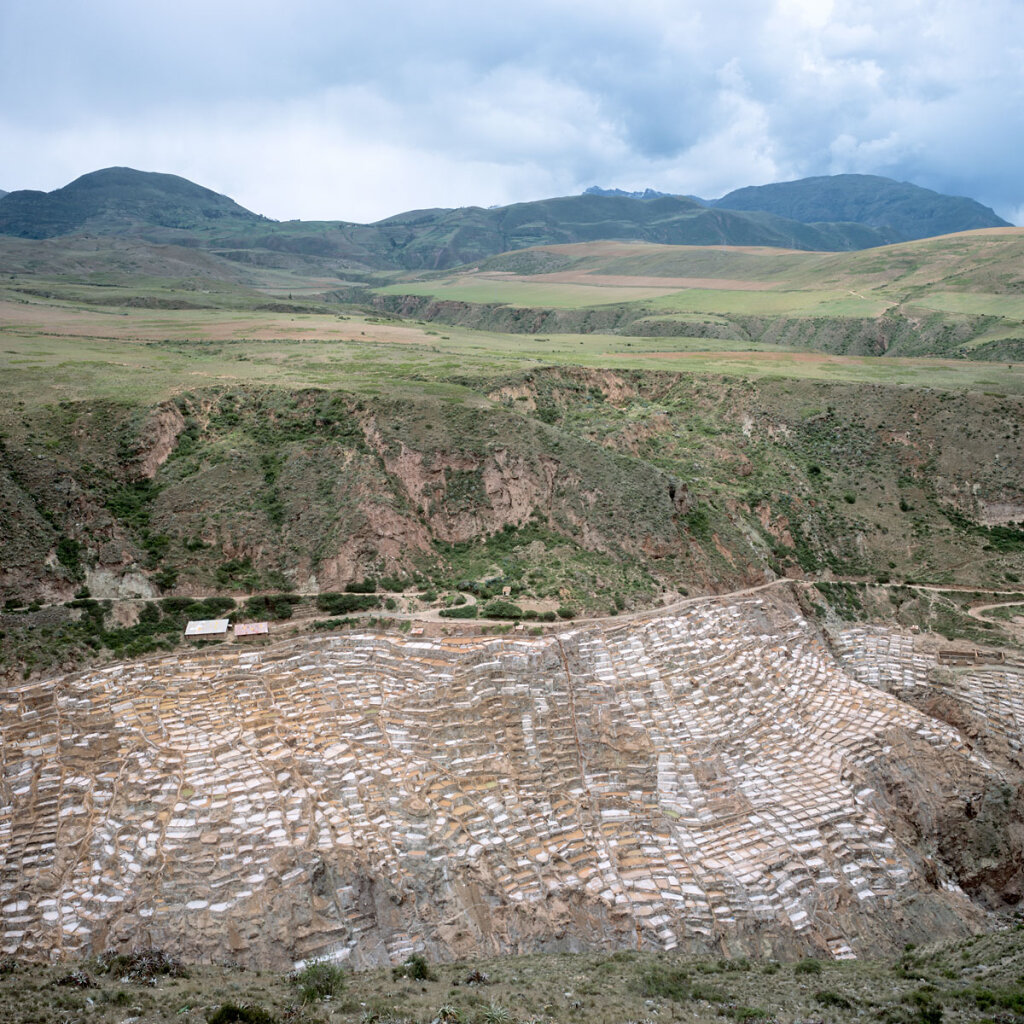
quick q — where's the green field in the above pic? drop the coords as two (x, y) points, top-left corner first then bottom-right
(362, 232), (1024, 362)
(375, 276), (684, 307)
(4, 298), (1024, 414)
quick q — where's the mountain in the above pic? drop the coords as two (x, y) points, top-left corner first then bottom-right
(0, 166), (265, 239)
(0, 170), (891, 268)
(584, 185), (675, 200)
(363, 193), (890, 267)
(0, 167), (1007, 271)
(709, 173), (1010, 242)
(0, 189), (7, 200)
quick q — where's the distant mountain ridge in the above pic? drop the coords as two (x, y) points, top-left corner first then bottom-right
(709, 174), (1010, 241)
(0, 166), (1011, 270)
(587, 174), (1009, 243)
(584, 186), (675, 200)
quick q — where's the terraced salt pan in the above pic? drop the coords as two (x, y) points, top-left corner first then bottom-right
(0, 596), (1002, 966)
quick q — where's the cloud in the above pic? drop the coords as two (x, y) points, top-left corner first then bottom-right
(0, 0), (1020, 222)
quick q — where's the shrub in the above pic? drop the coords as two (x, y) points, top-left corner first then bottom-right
(815, 990), (852, 1009)
(636, 965), (689, 1001)
(56, 969), (94, 988)
(718, 957), (752, 972)
(482, 598), (524, 620)
(440, 604), (478, 619)
(392, 953), (434, 981)
(794, 958), (822, 976)
(207, 1004), (277, 1024)
(480, 1004), (513, 1024)
(345, 578), (377, 594)
(97, 947), (187, 983)
(56, 536), (84, 576)
(434, 1004), (464, 1023)
(291, 959), (346, 1002)
(316, 592), (380, 615)
(216, 556), (260, 589)
(729, 1008), (769, 1021)
(556, 605), (577, 619)
(243, 594), (301, 620)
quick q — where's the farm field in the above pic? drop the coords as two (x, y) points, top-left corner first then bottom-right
(3, 290), (1024, 414)
(364, 230), (1024, 362)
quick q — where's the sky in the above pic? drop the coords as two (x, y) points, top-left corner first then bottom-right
(1, 0), (1022, 225)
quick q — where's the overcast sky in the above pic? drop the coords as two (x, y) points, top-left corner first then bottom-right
(1, 0), (1022, 224)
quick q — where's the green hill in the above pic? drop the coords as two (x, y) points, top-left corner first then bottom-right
(0, 166), (266, 239)
(365, 193), (892, 267)
(0, 167), (948, 270)
(0, 168), (1012, 274)
(711, 174), (1010, 241)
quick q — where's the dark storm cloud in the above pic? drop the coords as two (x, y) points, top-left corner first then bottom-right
(1, 0), (1021, 223)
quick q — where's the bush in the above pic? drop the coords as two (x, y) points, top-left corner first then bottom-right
(556, 605), (577, 619)
(216, 556), (260, 589)
(56, 536), (84, 576)
(243, 594), (301, 620)
(207, 1004), (277, 1024)
(794, 958), (822, 976)
(97, 947), (187, 983)
(636, 966), (689, 1001)
(345, 579), (377, 594)
(392, 954), (434, 981)
(316, 592), (380, 615)
(482, 598), (524, 620)
(190, 597), (236, 617)
(440, 604), (478, 619)
(480, 1004), (513, 1024)
(291, 959), (346, 1003)
(815, 990), (852, 1009)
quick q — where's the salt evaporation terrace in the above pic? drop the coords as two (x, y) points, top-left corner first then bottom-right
(2, 592), (1018, 967)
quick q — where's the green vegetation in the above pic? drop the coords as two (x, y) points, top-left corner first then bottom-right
(3, 361), (1023, 678)
(711, 173), (1009, 241)
(316, 593), (381, 615)
(3, 928), (1024, 1024)
(207, 1005), (278, 1024)
(290, 959), (346, 1003)
(793, 957), (823, 976)
(2, 200), (1023, 681)
(392, 954), (435, 982)
(440, 604), (479, 619)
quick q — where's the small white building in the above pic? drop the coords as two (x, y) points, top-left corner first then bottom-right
(184, 619), (230, 637)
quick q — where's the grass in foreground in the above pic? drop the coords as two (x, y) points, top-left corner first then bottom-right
(1, 926), (1023, 1024)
